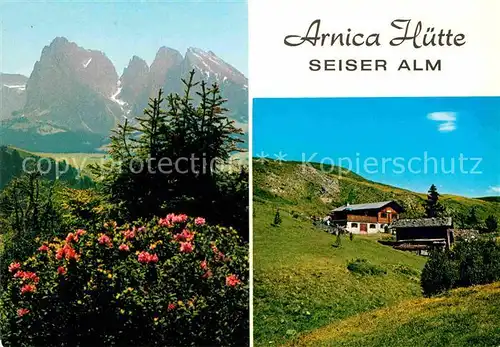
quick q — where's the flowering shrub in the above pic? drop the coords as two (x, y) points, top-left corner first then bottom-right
(0, 214), (249, 347)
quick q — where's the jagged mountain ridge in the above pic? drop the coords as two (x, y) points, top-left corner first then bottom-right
(0, 37), (248, 152)
(116, 46), (248, 125)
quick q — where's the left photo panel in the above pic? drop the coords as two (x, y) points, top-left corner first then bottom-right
(0, 2), (249, 346)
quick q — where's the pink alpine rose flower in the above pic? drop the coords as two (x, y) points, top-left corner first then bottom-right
(194, 217), (206, 226)
(8, 262), (21, 273)
(17, 308), (30, 317)
(20, 284), (36, 295)
(65, 232), (78, 243)
(119, 244), (130, 252)
(98, 234), (113, 247)
(149, 254), (159, 263)
(200, 260), (208, 270)
(55, 244), (79, 261)
(172, 214), (188, 224)
(19, 271), (39, 284)
(159, 213), (189, 227)
(179, 242), (194, 253)
(76, 229), (87, 237)
(138, 251), (159, 264)
(123, 228), (136, 240)
(202, 270), (213, 279)
(226, 274), (241, 287)
(174, 229), (195, 242)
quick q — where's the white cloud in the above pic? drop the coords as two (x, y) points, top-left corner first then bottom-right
(438, 121), (456, 132)
(488, 186), (500, 194)
(427, 112), (457, 132)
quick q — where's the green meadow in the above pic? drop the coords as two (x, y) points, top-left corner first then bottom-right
(288, 282), (500, 347)
(253, 159), (500, 346)
(253, 202), (426, 346)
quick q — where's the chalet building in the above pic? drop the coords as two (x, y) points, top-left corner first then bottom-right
(330, 200), (403, 234)
(390, 217), (454, 251)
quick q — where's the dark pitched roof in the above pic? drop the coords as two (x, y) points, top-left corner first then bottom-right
(391, 217), (452, 228)
(332, 200), (395, 212)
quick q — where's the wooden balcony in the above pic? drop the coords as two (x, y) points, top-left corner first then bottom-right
(347, 215), (378, 223)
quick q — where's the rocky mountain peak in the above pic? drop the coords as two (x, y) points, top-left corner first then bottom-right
(148, 47), (183, 93)
(118, 56), (150, 105)
(1, 37), (248, 150)
(184, 47), (247, 86)
(151, 47), (183, 71)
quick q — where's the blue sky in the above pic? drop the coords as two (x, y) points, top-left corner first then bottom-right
(0, 1), (247, 76)
(253, 97), (500, 197)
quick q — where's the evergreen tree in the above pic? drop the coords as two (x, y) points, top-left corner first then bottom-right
(423, 184), (446, 218)
(485, 215), (498, 233)
(465, 206), (480, 229)
(335, 232), (342, 247)
(272, 209), (282, 227)
(95, 71), (248, 239)
(0, 173), (63, 286)
(345, 189), (356, 205)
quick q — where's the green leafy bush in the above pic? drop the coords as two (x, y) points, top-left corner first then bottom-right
(421, 239), (500, 297)
(0, 214), (249, 347)
(485, 215), (498, 233)
(0, 173), (64, 288)
(453, 238), (500, 287)
(421, 250), (457, 297)
(347, 259), (386, 276)
(392, 264), (420, 278)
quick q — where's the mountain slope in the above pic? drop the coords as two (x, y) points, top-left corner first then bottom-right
(1, 37), (248, 152)
(254, 159), (500, 223)
(253, 158), (500, 346)
(253, 202), (426, 346)
(24, 37), (122, 134)
(0, 73), (28, 120)
(288, 282), (500, 347)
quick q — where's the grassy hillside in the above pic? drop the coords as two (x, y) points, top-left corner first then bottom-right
(10, 147), (247, 179)
(477, 196), (500, 203)
(31, 151), (106, 177)
(5, 145), (101, 172)
(253, 159), (500, 222)
(253, 159), (500, 346)
(288, 282), (500, 347)
(253, 202), (426, 346)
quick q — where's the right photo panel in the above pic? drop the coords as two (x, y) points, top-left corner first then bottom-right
(250, 1), (500, 346)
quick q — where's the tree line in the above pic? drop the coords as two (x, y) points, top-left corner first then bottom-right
(423, 184), (498, 233)
(0, 146), (94, 190)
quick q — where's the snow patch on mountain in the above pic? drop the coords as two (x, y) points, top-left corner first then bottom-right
(110, 83), (127, 107)
(186, 47), (247, 86)
(3, 84), (26, 91)
(108, 80), (132, 120)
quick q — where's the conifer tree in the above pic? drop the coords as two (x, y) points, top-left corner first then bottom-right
(466, 206), (480, 229)
(272, 209), (282, 226)
(335, 232), (342, 247)
(95, 70), (248, 239)
(423, 184), (446, 218)
(485, 215), (498, 233)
